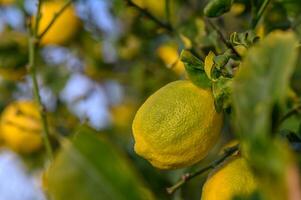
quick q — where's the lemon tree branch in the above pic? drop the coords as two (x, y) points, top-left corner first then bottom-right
(27, 0), (74, 161)
(205, 19), (241, 58)
(251, 0), (272, 28)
(166, 144), (239, 194)
(27, 0), (54, 161)
(124, 0), (173, 32)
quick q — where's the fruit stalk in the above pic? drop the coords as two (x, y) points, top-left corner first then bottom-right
(166, 144), (239, 194)
(28, 0), (53, 161)
(124, 0), (173, 32)
(27, 0), (74, 161)
(251, 0), (272, 28)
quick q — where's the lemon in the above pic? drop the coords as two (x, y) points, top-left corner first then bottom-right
(0, 100), (42, 153)
(202, 156), (258, 200)
(157, 44), (186, 76)
(132, 0), (165, 17)
(37, 1), (80, 45)
(0, 0), (14, 5)
(132, 80), (223, 169)
(0, 68), (27, 81)
(110, 103), (136, 129)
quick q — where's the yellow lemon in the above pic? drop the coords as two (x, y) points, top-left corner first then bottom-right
(157, 44), (186, 76)
(0, 0), (14, 5)
(37, 1), (80, 45)
(110, 103), (136, 129)
(132, 80), (223, 169)
(0, 68), (27, 81)
(0, 100), (43, 153)
(132, 0), (165, 17)
(202, 156), (258, 200)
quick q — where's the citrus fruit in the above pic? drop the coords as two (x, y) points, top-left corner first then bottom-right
(202, 156), (258, 200)
(132, 80), (223, 169)
(0, 100), (43, 153)
(110, 103), (136, 130)
(132, 0), (165, 17)
(0, 0), (14, 5)
(157, 44), (186, 76)
(37, 1), (80, 45)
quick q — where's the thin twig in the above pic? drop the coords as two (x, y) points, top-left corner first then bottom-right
(166, 144), (239, 194)
(206, 19), (241, 59)
(38, 0), (74, 41)
(251, 0), (272, 29)
(27, 0), (74, 161)
(28, 0), (53, 160)
(165, 0), (171, 25)
(279, 104), (301, 125)
(124, 0), (173, 32)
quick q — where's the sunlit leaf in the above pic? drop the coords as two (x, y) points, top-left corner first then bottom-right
(47, 126), (154, 200)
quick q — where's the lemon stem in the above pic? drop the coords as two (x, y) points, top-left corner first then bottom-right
(251, 0), (272, 29)
(205, 19), (241, 59)
(27, 0), (74, 161)
(166, 144), (239, 195)
(124, 0), (173, 32)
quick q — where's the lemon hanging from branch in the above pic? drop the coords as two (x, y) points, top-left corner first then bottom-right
(132, 80), (223, 169)
(202, 156), (258, 200)
(36, 1), (80, 45)
(0, 100), (43, 154)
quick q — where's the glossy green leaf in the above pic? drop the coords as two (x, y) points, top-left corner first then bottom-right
(180, 50), (211, 88)
(47, 126), (154, 200)
(204, 0), (233, 17)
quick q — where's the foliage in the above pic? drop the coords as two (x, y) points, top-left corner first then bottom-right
(0, 0), (301, 200)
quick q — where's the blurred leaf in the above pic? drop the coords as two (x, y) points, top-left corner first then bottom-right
(180, 50), (211, 88)
(233, 31), (298, 138)
(212, 77), (232, 112)
(230, 31), (259, 48)
(232, 31), (298, 199)
(204, 0), (234, 17)
(47, 126), (154, 200)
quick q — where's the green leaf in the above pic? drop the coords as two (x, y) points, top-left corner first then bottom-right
(47, 126), (154, 200)
(212, 77), (232, 112)
(204, 0), (233, 17)
(180, 50), (211, 88)
(233, 31), (298, 138)
(230, 31), (259, 48)
(232, 31), (298, 199)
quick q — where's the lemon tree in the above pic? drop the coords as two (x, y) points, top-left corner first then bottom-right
(0, 0), (301, 200)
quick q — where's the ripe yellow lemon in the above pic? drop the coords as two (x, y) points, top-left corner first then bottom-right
(37, 1), (79, 45)
(157, 44), (186, 76)
(0, 0), (14, 5)
(0, 100), (43, 153)
(132, 80), (223, 169)
(110, 103), (136, 130)
(132, 0), (165, 17)
(202, 156), (258, 200)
